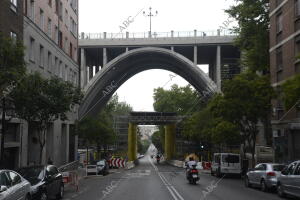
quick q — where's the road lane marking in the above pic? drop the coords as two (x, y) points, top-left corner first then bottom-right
(148, 157), (185, 200)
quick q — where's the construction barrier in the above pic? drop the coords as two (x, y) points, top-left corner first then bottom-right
(59, 161), (79, 192)
(109, 158), (126, 168)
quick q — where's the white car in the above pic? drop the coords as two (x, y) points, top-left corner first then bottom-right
(0, 170), (31, 200)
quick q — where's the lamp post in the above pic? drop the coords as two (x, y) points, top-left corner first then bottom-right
(143, 7), (158, 38)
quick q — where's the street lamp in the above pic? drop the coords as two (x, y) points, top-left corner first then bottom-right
(143, 7), (158, 38)
(0, 96), (15, 167)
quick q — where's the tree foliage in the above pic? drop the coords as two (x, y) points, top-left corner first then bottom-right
(226, 0), (269, 72)
(0, 34), (26, 98)
(281, 74), (300, 110)
(153, 84), (201, 115)
(10, 72), (83, 163)
(209, 72), (274, 167)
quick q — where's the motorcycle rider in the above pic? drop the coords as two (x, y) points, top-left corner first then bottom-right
(186, 157), (197, 178)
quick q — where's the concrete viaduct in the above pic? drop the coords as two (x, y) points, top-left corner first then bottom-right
(78, 30), (240, 161)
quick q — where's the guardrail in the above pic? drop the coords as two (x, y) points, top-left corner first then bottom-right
(79, 29), (237, 40)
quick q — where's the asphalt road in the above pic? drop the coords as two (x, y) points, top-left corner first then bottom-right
(63, 151), (289, 200)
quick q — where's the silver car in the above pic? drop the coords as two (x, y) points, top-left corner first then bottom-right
(277, 161), (300, 198)
(245, 163), (286, 191)
(0, 170), (31, 200)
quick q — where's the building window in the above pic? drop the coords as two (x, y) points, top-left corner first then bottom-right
(70, 0), (77, 13)
(55, 0), (59, 14)
(54, 26), (58, 44)
(29, 37), (35, 62)
(59, 61), (63, 78)
(65, 9), (69, 28)
(40, 9), (44, 30)
(70, 43), (73, 58)
(276, 47), (283, 71)
(54, 57), (58, 75)
(295, 35), (300, 58)
(10, 32), (17, 44)
(276, 0), (283, 7)
(10, 0), (17, 12)
(59, 1), (63, 20)
(47, 51), (52, 72)
(296, 0), (300, 17)
(29, 0), (35, 21)
(39, 45), (44, 68)
(58, 31), (63, 48)
(64, 37), (68, 52)
(276, 13), (283, 34)
(64, 65), (68, 81)
(47, 18), (52, 37)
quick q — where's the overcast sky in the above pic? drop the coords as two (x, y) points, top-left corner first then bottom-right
(79, 0), (236, 111)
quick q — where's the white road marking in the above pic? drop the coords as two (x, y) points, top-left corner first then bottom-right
(149, 157), (185, 200)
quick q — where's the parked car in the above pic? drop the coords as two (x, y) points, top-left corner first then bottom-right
(0, 169), (31, 200)
(211, 153), (241, 177)
(245, 163), (286, 191)
(86, 160), (109, 175)
(277, 161), (300, 198)
(17, 165), (64, 200)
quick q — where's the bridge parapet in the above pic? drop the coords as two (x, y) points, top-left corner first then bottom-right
(79, 29), (237, 40)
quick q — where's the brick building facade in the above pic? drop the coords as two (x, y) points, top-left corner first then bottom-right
(270, 0), (300, 163)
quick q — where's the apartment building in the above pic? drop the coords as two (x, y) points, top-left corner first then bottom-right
(0, 0), (25, 170)
(22, 0), (79, 167)
(270, 0), (300, 163)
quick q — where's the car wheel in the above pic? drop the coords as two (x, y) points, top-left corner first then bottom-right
(261, 179), (268, 192)
(40, 191), (48, 200)
(217, 168), (222, 178)
(245, 176), (251, 188)
(277, 183), (285, 198)
(56, 184), (64, 199)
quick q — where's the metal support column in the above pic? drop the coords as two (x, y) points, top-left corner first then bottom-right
(164, 124), (176, 161)
(128, 123), (137, 161)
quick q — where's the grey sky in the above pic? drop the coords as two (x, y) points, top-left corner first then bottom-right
(79, 0), (236, 111)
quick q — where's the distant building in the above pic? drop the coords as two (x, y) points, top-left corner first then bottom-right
(270, 0), (300, 163)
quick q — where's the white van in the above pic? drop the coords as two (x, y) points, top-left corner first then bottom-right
(211, 153), (241, 177)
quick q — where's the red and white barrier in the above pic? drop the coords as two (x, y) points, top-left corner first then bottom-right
(109, 158), (126, 168)
(62, 171), (79, 192)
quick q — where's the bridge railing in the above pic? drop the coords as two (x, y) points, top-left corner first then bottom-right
(79, 29), (237, 40)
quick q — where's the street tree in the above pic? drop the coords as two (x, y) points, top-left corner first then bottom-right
(10, 73), (83, 164)
(153, 84), (201, 115)
(281, 74), (300, 111)
(0, 34), (26, 97)
(209, 72), (274, 167)
(226, 0), (269, 72)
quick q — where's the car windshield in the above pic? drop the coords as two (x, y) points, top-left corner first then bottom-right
(272, 164), (286, 171)
(97, 161), (105, 166)
(222, 155), (239, 163)
(18, 167), (44, 185)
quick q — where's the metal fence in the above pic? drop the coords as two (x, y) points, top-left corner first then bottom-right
(79, 29), (237, 40)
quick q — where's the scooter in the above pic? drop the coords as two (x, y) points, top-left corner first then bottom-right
(156, 156), (160, 164)
(187, 165), (199, 184)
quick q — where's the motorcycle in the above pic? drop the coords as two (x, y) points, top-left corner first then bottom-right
(186, 165), (199, 184)
(156, 156), (160, 164)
